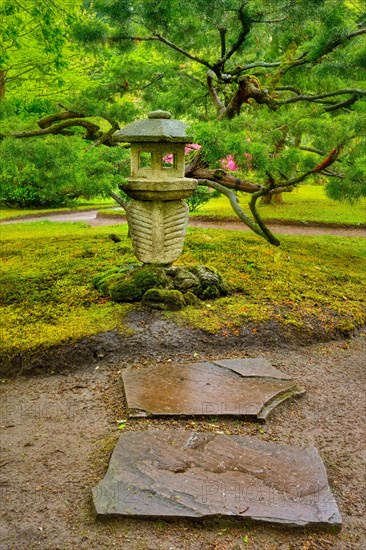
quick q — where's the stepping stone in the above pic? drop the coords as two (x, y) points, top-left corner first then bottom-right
(122, 358), (304, 420)
(92, 429), (342, 528)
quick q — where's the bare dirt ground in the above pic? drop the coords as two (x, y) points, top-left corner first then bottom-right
(1, 329), (365, 550)
(1, 209), (365, 237)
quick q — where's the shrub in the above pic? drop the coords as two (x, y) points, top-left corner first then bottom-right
(0, 135), (127, 207)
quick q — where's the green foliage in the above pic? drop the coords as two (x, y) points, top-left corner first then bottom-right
(186, 186), (216, 212)
(1, 0), (365, 219)
(0, 136), (126, 207)
(0, 0), (79, 97)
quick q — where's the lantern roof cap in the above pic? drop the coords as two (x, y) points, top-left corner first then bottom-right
(114, 110), (192, 143)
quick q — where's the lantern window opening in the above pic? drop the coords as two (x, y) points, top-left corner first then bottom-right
(162, 152), (176, 169)
(139, 151), (153, 170)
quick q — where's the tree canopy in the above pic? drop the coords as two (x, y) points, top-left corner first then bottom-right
(1, 0), (365, 243)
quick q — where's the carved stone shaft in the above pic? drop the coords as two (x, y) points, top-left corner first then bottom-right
(127, 200), (189, 265)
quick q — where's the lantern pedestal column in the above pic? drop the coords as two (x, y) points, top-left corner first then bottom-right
(122, 177), (197, 265)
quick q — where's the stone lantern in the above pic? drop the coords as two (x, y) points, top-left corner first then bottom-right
(114, 110), (197, 265)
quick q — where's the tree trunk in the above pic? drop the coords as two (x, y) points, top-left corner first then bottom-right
(0, 71), (5, 100)
(261, 193), (284, 205)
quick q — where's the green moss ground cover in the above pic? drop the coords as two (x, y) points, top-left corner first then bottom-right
(191, 185), (366, 226)
(0, 197), (115, 221)
(0, 221), (365, 362)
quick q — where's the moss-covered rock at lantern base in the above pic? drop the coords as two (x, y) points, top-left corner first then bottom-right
(94, 265), (173, 302)
(189, 266), (229, 299)
(142, 288), (186, 310)
(165, 266), (200, 293)
(183, 291), (201, 306)
(93, 264), (229, 306)
(93, 266), (135, 295)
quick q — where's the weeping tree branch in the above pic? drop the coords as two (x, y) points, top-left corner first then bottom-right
(249, 185), (280, 246)
(198, 179), (279, 243)
(249, 153), (328, 242)
(110, 191), (127, 210)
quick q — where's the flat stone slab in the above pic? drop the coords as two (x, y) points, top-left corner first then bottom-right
(122, 358), (304, 420)
(92, 430), (342, 528)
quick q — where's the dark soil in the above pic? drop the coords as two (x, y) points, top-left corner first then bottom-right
(0, 311), (361, 377)
(1, 320), (365, 550)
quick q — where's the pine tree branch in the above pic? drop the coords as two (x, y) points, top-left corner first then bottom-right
(0, 119), (100, 140)
(299, 146), (325, 155)
(231, 61), (281, 76)
(217, 4), (252, 68)
(91, 120), (119, 147)
(185, 150), (263, 193)
(224, 76), (278, 118)
(320, 27), (366, 57)
(37, 111), (86, 129)
(278, 89), (366, 106)
(153, 34), (215, 71)
(206, 70), (226, 117)
(218, 27), (227, 58)
(110, 34), (215, 71)
(274, 147), (343, 188)
(324, 94), (362, 112)
(189, 167), (262, 193)
(275, 85), (301, 95)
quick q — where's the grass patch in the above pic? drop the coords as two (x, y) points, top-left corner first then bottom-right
(191, 185), (366, 226)
(175, 228), (366, 334)
(0, 221), (365, 362)
(0, 197), (115, 221)
(0, 221), (135, 358)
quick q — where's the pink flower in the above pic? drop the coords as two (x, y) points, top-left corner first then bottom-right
(185, 143), (201, 155)
(221, 155), (238, 171)
(163, 153), (174, 164)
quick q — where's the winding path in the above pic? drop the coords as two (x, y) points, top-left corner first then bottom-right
(1, 208), (365, 237)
